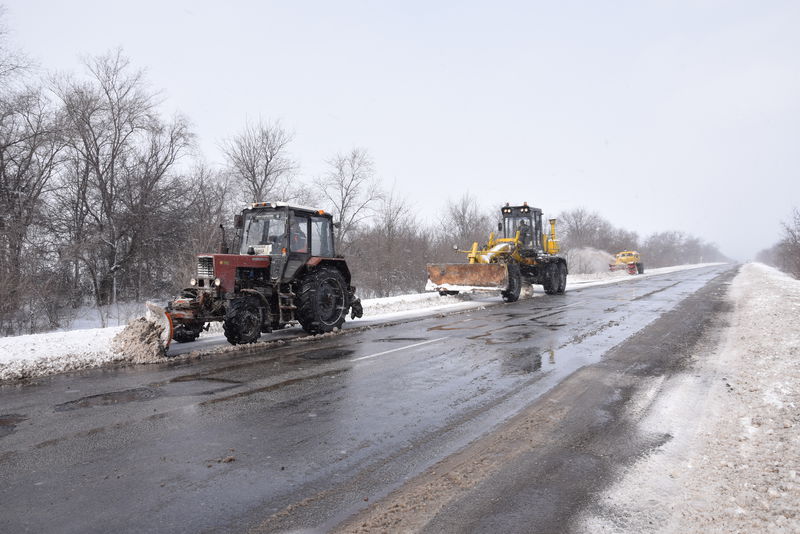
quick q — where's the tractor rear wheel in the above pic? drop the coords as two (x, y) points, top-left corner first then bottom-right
(543, 263), (559, 295)
(502, 263), (522, 303)
(223, 297), (263, 345)
(556, 261), (567, 294)
(637, 262), (645, 274)
(296, 267), (349, 334)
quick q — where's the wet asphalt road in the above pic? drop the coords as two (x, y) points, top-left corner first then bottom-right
(0, 265), (735, 533)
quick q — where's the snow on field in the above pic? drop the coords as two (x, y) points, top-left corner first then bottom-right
(578, 263), (800, 533)
(0, 262), (723, 382)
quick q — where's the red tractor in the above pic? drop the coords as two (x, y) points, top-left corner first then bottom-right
(149, 202), (363, 346)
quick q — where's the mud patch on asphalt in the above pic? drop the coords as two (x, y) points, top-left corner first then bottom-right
(200, 369), (348, 406)
(373, 337), (428, 343)
(300, 348), (355, 360)
(0, 414), (27, 437)
(111, 318), (168, 363)
(54, 387), (161, 412)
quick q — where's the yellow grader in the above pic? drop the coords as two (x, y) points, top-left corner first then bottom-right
(426, 202), (568, 302)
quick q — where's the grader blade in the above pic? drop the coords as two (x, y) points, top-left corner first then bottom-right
(426, 263), (509, 291)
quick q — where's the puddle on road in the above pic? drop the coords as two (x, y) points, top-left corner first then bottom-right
(0, 414), (27, 438)
(54, 387), (161, 412)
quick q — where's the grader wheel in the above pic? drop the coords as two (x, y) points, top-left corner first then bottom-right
(501, 263), (522, 303)
(556, 261), (567, 294)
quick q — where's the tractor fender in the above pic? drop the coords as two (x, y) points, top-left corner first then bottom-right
(237, 289), (270, 311)
(305, 257), (352, 284)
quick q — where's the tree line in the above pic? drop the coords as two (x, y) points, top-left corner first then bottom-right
(756, 208), (800, 279)
(0, 38), (729, 335)
(556, 207), (729, 273)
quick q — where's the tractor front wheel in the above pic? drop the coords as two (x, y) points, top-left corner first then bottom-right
(502, 263), (522, 303)
(296, 267), (349, 334)
(223, 297), (263, 345)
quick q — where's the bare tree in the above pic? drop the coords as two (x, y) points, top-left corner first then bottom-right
(558, 207), (610, 251)
(52, 50), (191, 323)
(222, 119), (295, 203)
(440, 193), (492, 247)
(347, 188), (428, 297)
(0, 9), (30, 87)
(315, 147), (382, 249)
(272, 176), (320, 207)
(0, 87), (63, 333)
(172, 164), (234, 283)
(779, 208), (800, 278)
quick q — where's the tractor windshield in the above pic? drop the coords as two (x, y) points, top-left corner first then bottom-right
(240, 211), (287, 255)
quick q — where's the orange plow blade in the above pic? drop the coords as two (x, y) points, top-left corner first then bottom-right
(145, 301), (174, 348)
(426, 263), (509, 291)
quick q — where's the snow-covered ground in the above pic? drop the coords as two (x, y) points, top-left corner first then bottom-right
(578, 262), (800, 533)
(0, 262), (722, 382)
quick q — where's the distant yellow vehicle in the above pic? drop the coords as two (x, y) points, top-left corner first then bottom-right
(610, 251), (644, 275)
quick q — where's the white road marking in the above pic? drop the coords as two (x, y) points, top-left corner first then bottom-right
(349, 337), (451, 362)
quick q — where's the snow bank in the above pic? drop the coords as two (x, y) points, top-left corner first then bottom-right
(110, 318), (168, 363)
(578, 263), (800, 533)
(0, 325), (126, 381)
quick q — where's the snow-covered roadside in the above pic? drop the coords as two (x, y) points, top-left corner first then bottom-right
(0, 326), (127, 381)
(578, 263), (800, 533)
(0, 262), (723, 382)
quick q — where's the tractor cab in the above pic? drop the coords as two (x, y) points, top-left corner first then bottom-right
(235, 202), (335, 258)
(231, 202), (337, 284)
(499, 203), (544, 251)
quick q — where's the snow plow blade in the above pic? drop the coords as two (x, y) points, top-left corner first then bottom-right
(145, 301), (174, 348)
(426, 263), (509, 291)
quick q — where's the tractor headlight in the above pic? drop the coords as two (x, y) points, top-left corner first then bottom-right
(214, 278), (222, 287)
(190, 278), (197, 286)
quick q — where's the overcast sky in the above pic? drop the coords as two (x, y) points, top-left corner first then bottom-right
(5, 1), (799, 260)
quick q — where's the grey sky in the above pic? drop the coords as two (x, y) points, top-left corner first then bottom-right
(5, 0), (799, 260)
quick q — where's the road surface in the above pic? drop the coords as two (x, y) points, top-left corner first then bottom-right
(0, 264), (736, 533)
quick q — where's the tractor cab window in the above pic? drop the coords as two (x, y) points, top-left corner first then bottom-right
(311, 217), (334, 257)
(240, 212), (287, 255)
(503, 215), (535, 247)
(290, 216), (309, 253)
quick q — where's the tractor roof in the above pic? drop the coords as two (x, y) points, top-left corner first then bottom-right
(247, 201), (332, 217)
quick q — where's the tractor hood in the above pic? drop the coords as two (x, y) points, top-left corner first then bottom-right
(193, 254), (272, 292)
